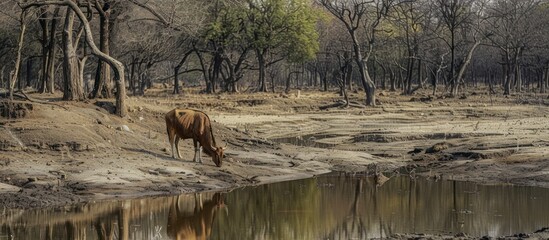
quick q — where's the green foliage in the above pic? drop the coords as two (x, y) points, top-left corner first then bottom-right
(284, 0), (320, 62)
(206, 4), (248, 48)
(209, 0), (320, 63)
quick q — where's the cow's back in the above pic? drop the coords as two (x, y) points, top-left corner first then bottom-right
(167, 109), (199, 139)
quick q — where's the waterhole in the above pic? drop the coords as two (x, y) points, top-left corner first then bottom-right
(2, 173), (549, 239)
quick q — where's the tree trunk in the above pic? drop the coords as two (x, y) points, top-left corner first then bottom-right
(10, 12), (27, 101)
(211, 52), (222, 94)
(321, 70), (327, 92)
(173, 66), (180, 94)
(1, 65), (5, 89)
(453, 41), (480, 96)
(542, 63), (548, 94)
(389, 67), (396, 91)
(514, 48), (521, 93)
(256, 49), (267, 92)
(449, 29), (456, 97)
(232, 81), (238, 93)
(378, 62), (386, 90)
(195, 49), (213, 93)
(405, 57), (414, 94)
(431, 67), (438, 96)
(417, 59), (423, 89)
(285, 71), (292, 94)
(90, 4), (112, 99)
(24, 0), (127, 116)
(345, 61), (353, 93)
(173, 50), (193, 94)
(39, 12), (49, 93)
(270, 69), (276, 93)
(347, 64), (353, 92)
(503, 51), (511, 95)
(129, 58), (136, 95)
(45, 8), (59, 94)
(79, 55), (89, 95)
(62, 7), (84, 101)
(17, 61), (23, 91)
(26, 58), (33, 88)
(351, 31), (376, 106)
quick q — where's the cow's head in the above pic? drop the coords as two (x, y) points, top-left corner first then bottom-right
(212, 146), (226, 167)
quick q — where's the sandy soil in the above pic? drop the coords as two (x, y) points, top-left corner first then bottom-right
(0, 87), (548, 209)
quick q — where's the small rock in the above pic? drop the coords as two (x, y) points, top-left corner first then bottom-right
(148, 170), (159, 175)
(138, 106), (144, 112)
(28, 177), (37, 182)
(197, 179), (203, 183)
(116, 125), (132, 132)
(426, 142), (449, 153)
(138, 117), (144, 121)
(162, 148), (169, 152)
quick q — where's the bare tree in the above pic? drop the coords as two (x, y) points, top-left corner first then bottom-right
(22, 0), (127, 117)
(486, 0), (543, 95)
(37, 7), (60, 94)
(319, 0), (397, 106)
(89, 0), (114, 99)
(8, 9), (28, 100)
(435, 0), (476, 96)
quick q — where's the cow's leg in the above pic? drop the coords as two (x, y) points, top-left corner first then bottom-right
(193, 139), (199, 163)
(198, 146), (202, 163)
(167, 127), (176, 159)
(174, 136), (182, 159)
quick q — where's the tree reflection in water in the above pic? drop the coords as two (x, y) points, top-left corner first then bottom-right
(2, 173), (549, 239)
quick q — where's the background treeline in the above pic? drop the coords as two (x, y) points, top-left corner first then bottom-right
(1, 0), (549, 116)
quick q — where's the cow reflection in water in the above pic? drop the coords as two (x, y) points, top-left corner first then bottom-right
(168, 193), (226, 240)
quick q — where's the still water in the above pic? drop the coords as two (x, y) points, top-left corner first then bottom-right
(2, 173), (549, 239)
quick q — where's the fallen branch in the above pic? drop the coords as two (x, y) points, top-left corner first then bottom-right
(1, 90), (69, 110)
(319, 100), (366, 110)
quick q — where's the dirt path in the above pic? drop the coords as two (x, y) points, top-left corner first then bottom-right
(0, 89), (548, 208)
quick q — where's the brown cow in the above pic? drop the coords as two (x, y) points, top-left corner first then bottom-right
(165, 108), (225, 167)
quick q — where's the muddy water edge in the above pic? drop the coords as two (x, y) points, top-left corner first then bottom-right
(2, 172), (549, 239)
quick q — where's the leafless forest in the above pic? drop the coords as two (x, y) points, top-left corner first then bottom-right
(1, 0), (548, 113)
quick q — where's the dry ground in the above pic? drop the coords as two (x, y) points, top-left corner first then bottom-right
(0, 87), (548, 209)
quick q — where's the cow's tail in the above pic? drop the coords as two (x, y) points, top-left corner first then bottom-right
(209, 119), (217, 147)
(204, 113), (217, 147)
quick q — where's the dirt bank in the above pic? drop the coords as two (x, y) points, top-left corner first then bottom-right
(0, 88), (548, 209)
